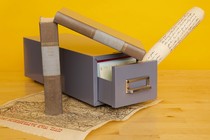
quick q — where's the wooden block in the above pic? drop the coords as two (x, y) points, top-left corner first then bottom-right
(54, 8), (146, 60)
(39, 17), (63, 115)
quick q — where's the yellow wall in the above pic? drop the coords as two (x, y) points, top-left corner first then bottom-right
(0, 0), (209, 71)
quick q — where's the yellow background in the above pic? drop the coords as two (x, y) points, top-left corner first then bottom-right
(0, 0), (209, 72)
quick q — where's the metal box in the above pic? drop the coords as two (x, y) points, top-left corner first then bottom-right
(24, 34), (157, 108)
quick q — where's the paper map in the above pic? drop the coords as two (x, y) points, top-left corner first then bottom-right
(0, 91), (161, 140)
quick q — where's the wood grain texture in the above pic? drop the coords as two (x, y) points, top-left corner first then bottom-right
(0, 70), (210, 140)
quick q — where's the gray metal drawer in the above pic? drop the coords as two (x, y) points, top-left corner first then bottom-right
(98, 61), (157, 108)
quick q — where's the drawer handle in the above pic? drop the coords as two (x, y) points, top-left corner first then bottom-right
(126, 76), (151, 94)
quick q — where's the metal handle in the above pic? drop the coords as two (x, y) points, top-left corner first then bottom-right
(126, 76), (151, 94)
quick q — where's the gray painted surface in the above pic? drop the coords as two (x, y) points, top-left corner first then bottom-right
(24, 37), (157, 108)
(98, 61), (157, 108)
(23, 38), (44, 83)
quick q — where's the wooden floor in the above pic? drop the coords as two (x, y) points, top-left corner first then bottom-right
(0, 70), (210, 140)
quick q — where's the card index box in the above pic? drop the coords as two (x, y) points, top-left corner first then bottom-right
(24, 34), (157, 108)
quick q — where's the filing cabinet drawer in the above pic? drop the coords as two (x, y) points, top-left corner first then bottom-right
(24, 34), (157, 108)
(98, 61), (157, 108)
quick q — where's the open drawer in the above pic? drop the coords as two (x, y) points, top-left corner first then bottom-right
(24, 34), (157, 108)
(98, 61), (157, 108)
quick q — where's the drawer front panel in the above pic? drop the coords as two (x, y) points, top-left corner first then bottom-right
(112, 61), (157, 108)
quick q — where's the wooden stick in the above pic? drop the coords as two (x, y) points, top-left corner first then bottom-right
(39, 17), (63, 115)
